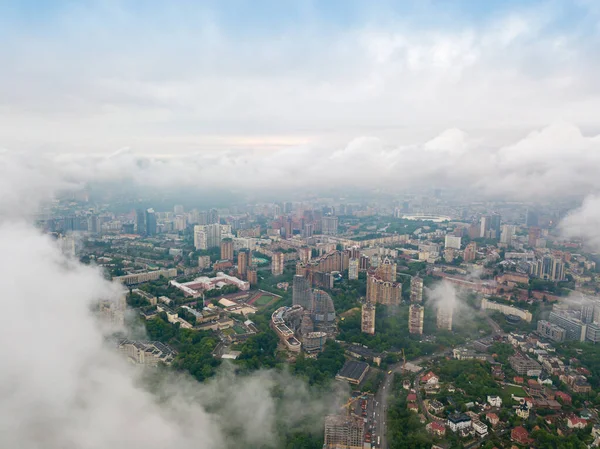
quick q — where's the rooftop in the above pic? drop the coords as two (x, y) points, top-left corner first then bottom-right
(336, 360), (369, 382)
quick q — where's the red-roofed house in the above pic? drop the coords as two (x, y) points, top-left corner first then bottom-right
(421, 371), (439, 385)
(511, 426), (531, 445)
(426, 421), (446, 437)
(514, 376), (524, 384)
(408, 402), (419, 413)
(486, 412), (500, 427)
(576, 367), (591, 376)
(407, 393), (417, 402)
(567, 416), (588, 429)
(556, 391), (572, 404)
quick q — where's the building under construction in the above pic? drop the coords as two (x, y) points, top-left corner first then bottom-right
(324, 414), (364, 449)
(292, 275), (313, 310)
(361, 302), (376, 335)
(409, 303), (424, 335)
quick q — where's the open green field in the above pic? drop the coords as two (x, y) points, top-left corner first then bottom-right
(255, 295), (277, 306)
(503, 385), (525, 397)
(233, 325), (246, 334)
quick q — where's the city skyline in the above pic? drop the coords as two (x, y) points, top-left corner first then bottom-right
(3, 2), (600, 449)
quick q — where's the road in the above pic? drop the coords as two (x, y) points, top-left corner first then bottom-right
(374, 314), (505, 448)
(374, 351), (442, 449)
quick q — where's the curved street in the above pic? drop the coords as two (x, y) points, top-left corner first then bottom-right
(374, 313), (504, 448)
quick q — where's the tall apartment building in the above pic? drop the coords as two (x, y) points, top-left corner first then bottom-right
(348, 258), (359, 280)
(322, 215), (339, 236)
(444, 235), (462, 250)
(174, 214), (187, 231)
(480, 215), (491, 238)
(324, 414), (364, 449)
(532, 256), (565, 281)
(366, 275), (402, 306)
(490, 213), (501, 239)
(463, 242), (477, 262)
(145, 208), (157, 236)
(410, 276), (423, 303)
(409, 304), (424, 335)
(207, 208), (219, 225)
(586, 323), (600, 343)
(246, 267), (258, 286)
(302, 222), (314, 238)
(361, 302), (376, 335)
(272, 251), (285, 276)
(312, 290), (336, 333)
(220, 238), (234, 261)
(136, 209), (146, 235)
(293, 275), (313, 310)
(528, 227), (541, 247)
(537, 320), (566, 342)
(500, 224), (516, 246)
(377, 258), (397, 282)
(237, 249), (249, 278)
(548, 311), (586, 341)
(437, 306), (453, 331)
(297, 247), (312, 263)
(194, 223), (222, 250)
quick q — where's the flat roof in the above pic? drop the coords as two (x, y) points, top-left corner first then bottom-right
(337, 360), (369, 381)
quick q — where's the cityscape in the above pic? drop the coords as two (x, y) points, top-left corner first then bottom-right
(3, 2), (600, 449)
(35, 193), (600, 449)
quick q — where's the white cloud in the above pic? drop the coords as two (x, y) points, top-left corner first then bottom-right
(4, 121), (600, 212)
(0, 3), (599, 152)
(559, 194), (600, 250)
(0, 218), (344, 448)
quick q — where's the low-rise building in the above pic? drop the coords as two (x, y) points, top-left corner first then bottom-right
(447, 413), (472, 433)
(421, 371), (439, 385)
(118, 340), (177, 366)
(516, 403), (530, 419)
(426, 421), (446, 437)
(487, 395), (502, 408)
(485, 412), (499, 427)
(555, 391), (572, 404)
(472, 420), (488, 438)
(567, 416), (588, 429)
(429, 400), (445, 414)
(511, 426), (531, 445)
(335, 361), (369, 386)
(509, 354), (542, 377)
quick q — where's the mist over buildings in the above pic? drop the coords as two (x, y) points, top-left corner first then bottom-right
(3, 2), (600, 448)
(0, 215), (344, 449)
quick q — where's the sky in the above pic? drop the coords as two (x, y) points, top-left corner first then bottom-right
(1, 0), (600, 154)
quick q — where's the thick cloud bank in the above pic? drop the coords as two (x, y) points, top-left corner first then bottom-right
(4, 122), (600, 203)
(0, 222), (341, 449)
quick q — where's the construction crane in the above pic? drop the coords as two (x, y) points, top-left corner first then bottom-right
(340, 396), (363, 416)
